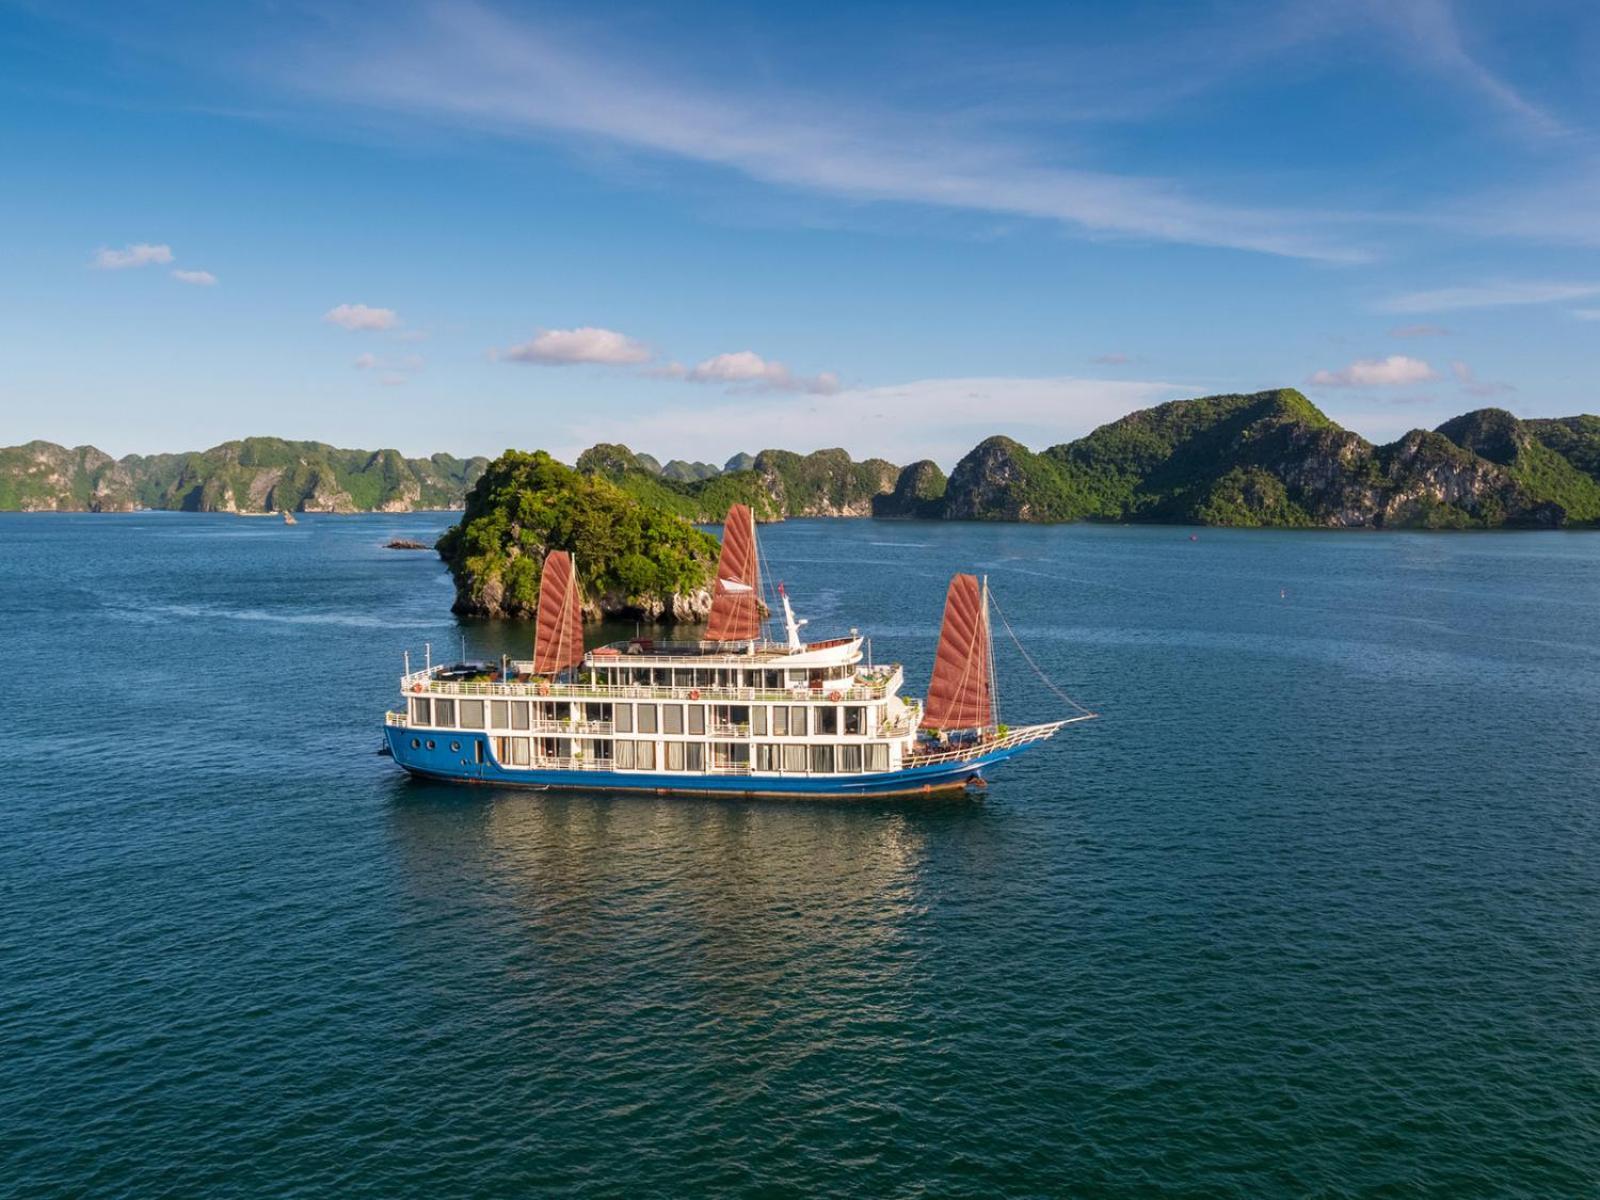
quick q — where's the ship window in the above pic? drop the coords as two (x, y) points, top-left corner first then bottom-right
(750, 706), (767, 736)
(694, 669), (715, 688)
(410, 697), (430, 725)
(770, 707), (788, 736)
(674, 669), (693, 690)
(662, 705), (683, 735)
(844, 707), (864, 735)
(636, 741), (656, 770)
(460, 700), (486, 729)
(615, 705), (634, 733)
(616, 740), (635, 769)
(583, 702), (611, 724)
(433, 699), (455, 727)
(637, 704), (658, 735)
(512, 738), (531, 766)
(490, 700), (509, 729)
(810, 745), (835, 774)
(867, 744), (890, 772)
(728, 705), (749, 728)
(590, 739), (613, 762)
(763, 670), (783, 690)
(789, 706), (808, 736)
(410, 738), (420, 749)
(688, 705), (705, 735)
(756, 744), (777, 771)
(450, 741), (461, 753)
(666, 742), (685, 770)
(425, 740), (436, 751)
(838, 745), (862, 773)
(817, 707), (839, 735)
(713, 742), (750, 768)
(782, 745), (807, 773)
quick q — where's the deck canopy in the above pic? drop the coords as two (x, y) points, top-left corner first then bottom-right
(923, 573), (994, 730)
(706, 504), (762, 641)
(533, 551), (585, 674)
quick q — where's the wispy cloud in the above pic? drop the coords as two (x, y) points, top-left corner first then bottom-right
(1388, 323), (1448, 338)
(324, 303), (400, 331)
(1451, 361), (1516, 398)
(1572, 309), (1600, 321)
(1377, 281), (1600, 313)
(278, 1), (1367, 262)
(686, 351), (839, 395)
(93, 242), (173, 270)
(171, 268), (217, 286)
(501, 326), (652, 365)
(1309, 355), (1436, 387)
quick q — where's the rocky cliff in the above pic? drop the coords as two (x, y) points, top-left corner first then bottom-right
(873, 460), (948, 518)
(0, 437), (489, 513)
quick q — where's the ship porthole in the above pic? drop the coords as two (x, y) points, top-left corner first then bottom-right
(410, 738), (420, 749)
(450, 741), (461, 752)
(426, 740), (436, 750)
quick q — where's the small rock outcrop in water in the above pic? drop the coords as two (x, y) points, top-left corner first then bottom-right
(436, 450), (719, 621)
(384, 538), (431, 550)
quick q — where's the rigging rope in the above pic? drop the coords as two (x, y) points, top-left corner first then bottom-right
(985, 588), (1099, 719)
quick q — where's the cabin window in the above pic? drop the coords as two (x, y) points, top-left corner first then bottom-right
(713, 742), (750, 768)
(763, 670), (783, 690)
(756, 744), (777, 771)
(615, 705), (634, 734)
(434, 699), (456, 727)
(810, 745), (835, 774)
(512, 738), (531, 766)
(770, 707), (788, 736)
(410, 697), (430, 725)
(729, 705), (749, 728)
(866, 744), (890, 772)
(844, 707), (864, 735)
(583, 702), (611, 725)
(460, 700), (486, 729)
(685, 743), (705, 772)
(817, 707), (839, 735)
(490, 700), (509, 729)
(782, 745), (807, 773)
(694, 669), (715, 688)
(751, 707), (767, 736)
(687, 706), (705, 735)
(636, 741), (656, 770)
(666, 742), (685, 770)
(662, 704), (684, 734)
(837, 745), (862, 773)
(673, 669), (694, 690)
(616, 741), (635, 769)
(789, 706), (808, 736)
(511, 701), (530, 731)
(637, 705), (658, 735)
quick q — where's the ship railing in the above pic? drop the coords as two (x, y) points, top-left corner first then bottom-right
(402, 678), (895, 703)
(904, 717), (1093, 765)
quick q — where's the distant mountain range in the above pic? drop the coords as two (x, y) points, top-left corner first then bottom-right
(0, 437), (489, 513)
(9, 390), (1600, 527)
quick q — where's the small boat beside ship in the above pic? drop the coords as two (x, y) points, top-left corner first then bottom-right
(382, 505), (1093, 797)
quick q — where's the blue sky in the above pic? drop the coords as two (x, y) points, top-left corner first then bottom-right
(2, 0), (1597, 466)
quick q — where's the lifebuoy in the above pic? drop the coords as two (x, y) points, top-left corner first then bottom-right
(688, 688), (701, 701)
(829, 690), (842, 702)
(411, 683), (423, 693)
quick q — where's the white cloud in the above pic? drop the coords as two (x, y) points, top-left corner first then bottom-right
(502, 326), (652, 365)
(1388, 324), (1448, 338)
(324, 303), (400, 331)
(171, 268), (217, 286)
(353, 352), (378, 370)
(1378, 281), (1600, 313)
(282, 2), (1367, 262)
(557, 375), (1186, 467)
(93, 243), (174, 270)
(354, 351), (424, 375)
(1308, 355), (1436, 388)
(687, 351), (840, 395)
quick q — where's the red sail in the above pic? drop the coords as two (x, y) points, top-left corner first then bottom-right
(923, 573), (994, 730)
(706, 504), (762, 641)
(533, 551), (585, 675)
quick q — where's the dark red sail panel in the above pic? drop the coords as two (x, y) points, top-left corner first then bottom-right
(533, 551), (585, 675)
(923, 573), (993, 730)
(706, 504), (761, 641)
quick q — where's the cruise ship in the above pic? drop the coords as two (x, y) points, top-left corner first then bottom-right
(383, 505), (1091, 797)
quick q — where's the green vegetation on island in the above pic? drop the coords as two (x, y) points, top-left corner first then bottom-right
(437, 450), (720, 620)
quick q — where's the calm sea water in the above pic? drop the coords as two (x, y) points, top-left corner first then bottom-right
(2, 513), (1599, 1198)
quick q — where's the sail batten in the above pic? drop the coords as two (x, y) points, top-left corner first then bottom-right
(533, 551), (585, 675)
(923, 573), (994, 730)
(706, 504), (762, 641)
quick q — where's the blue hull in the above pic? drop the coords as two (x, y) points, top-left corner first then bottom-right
(382, 726), (1034, 798)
